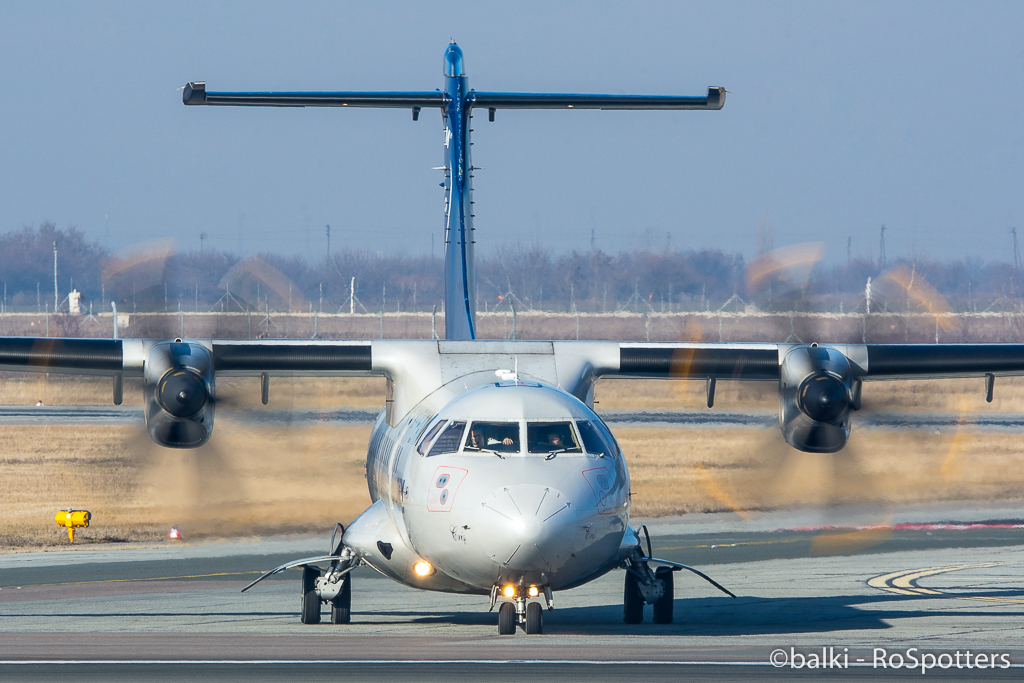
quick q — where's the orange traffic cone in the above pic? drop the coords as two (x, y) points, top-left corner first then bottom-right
(167, 526), (184, 541)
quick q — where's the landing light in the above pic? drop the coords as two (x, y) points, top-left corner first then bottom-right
(413, 561), (434, 577)
(528, 586), (539, 597)
(502, 585), (516, 598)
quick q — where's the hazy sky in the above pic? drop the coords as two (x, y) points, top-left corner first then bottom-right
(1, 1), (1021, 264)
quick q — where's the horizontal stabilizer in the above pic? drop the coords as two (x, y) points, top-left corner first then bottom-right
(469, 87), (725, 111)
(183, 82), (446, 108)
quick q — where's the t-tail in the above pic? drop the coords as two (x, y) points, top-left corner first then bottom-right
(184, 42), (725, 340)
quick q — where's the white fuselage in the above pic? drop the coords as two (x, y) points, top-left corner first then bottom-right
(345, 378), (632, 595)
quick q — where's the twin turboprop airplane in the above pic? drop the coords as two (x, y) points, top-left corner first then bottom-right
(5, 43), (1024, 635)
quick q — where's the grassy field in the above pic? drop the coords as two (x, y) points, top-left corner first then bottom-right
(2, 375), (1024, 549)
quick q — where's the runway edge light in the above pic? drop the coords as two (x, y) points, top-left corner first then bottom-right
(55, 509), (90, 543)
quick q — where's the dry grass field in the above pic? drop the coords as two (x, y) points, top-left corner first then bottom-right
(2, 374), (1024, 549)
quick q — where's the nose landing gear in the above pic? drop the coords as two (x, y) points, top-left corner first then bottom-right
(493, 586), (549, 635)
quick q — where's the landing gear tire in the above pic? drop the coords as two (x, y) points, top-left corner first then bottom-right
(652, 566), (674, 624)
(497, 601), (516, 635)
(623, 570), (644, 624)
(525, 601), (543, 634)
(330, 576), (351, 624)
(300, 565), (321, 624)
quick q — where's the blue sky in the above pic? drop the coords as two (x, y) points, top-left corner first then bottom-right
(1, 1), (1021, 263)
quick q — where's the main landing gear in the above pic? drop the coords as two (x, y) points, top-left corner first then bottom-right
(296, 523), (357, 625)
(622, 526), (736, 625)
(623, 560), (674, 623)
(239, 523), (359, 625)
(299, 563), (353, 625)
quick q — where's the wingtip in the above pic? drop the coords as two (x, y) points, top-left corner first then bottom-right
(708, 86), (726, 110)
(183, 82), (206, 105)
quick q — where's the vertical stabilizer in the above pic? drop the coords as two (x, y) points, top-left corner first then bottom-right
(442, 43), (477, 340)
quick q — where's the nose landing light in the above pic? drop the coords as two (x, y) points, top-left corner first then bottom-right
(413, 561), (435, 577)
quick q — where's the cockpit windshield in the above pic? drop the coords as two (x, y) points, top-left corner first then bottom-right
(417, 419), (448, 455)
(527, 422), (582, 454)
(427, 421), (466, 456)
(576, 420), (614, 457)
(465, 421), (520, 453)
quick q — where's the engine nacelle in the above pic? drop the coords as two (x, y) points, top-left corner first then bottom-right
(779, 344), (856, 453)
(144, 341), (215, 448)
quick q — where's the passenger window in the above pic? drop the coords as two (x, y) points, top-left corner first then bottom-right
(465, 422), (520, 453)
(427, 421), (466, 456)
(527, 422), (582, 454)
(417, 419), (448, 455)
(577, 420), (614, 458)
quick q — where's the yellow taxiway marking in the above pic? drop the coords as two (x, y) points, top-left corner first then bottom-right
(867, 562), (1024, 604)
(0, 570), (265, 590)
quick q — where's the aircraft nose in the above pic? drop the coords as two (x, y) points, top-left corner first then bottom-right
(476, 485), (577, 571)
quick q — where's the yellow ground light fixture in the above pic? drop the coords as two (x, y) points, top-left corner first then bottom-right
(55, 509), (91, 543)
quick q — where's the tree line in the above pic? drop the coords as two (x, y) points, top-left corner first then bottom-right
(1, 222), (1020, 315)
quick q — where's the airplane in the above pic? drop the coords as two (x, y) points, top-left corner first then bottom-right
(3, 42), (1023, 635)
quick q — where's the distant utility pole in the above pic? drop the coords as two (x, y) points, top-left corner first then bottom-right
(591, 227), (596, 251)
(847, 236), (852, 267)
(1012, 226), (1021, 270)
(878, 225), (887, 270)
(326, 224), (331, 261)
(53, 241), (58, 312)
(200, 232), (207, 255)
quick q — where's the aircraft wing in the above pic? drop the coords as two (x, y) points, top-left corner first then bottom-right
(210, 339), (374, 376)
(0, 338), (125, 376)
(469, 87), (725, 110)
(182, 82), (446, 109)
(613, 342), (780, 380)
(609, 342), (1024, 380)
(6, 338), (1024, 381)
(0, 337), (377, 378)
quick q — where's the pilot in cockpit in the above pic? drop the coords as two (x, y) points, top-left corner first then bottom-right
(468, 425), (514, 449)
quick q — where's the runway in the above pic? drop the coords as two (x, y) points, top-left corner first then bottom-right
(2, 504), (1024, 681)
(5, 405), (1024, 432)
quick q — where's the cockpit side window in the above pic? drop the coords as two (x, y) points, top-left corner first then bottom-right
(417, 419), (448, 456)
(427, 421), (466, 456)
(527, 422), (582, 454)
(465, 421), (520, 453)
(577, 420), (615, 458)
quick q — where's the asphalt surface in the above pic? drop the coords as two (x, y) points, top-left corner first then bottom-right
(2, 506), (1024, 682)
(6, 405), (1024, 432)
